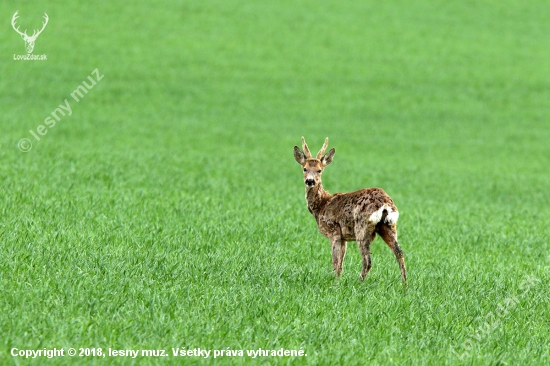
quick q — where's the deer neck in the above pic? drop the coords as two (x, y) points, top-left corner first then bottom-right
(305, 182), (331, 219)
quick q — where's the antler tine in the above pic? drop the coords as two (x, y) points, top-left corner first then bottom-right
(33, 13), (49, 37)
(11, 11), (27, 37)
(301, 136), (312, 158)
(316, 137), (329, 159)
(11, 10), (19, 25)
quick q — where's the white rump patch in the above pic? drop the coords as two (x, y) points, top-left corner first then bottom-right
(369, 205), (399, 225)
(385, 210), (399, 225)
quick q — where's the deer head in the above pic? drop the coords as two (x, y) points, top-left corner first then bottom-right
(294, 137), (335, 188)
(11, 11), (49, 54)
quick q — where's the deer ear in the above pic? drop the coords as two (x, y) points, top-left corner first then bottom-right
(321, 148), (335, 166)
(294, 146), (306, 165)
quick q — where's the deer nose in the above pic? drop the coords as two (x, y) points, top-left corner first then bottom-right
(305, 179), (315, 186)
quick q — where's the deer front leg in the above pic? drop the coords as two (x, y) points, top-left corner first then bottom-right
(330, 236), (346, 276)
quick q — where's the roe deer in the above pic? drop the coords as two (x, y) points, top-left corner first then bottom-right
(293, 137), (406, 282)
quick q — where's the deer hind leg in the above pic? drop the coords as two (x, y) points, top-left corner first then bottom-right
(356, 224), (377, 281)
(357, 239), (371, 281)
(377, 223), (407, 283)
(337, 240), (347, 275)
(330, 236), (346, 276)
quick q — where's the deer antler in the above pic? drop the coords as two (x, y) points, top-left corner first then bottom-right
(301, 136), (312, 158)
(11, 11), (28, 37)
(316, 137), (329, 159)
(30, 13), (48, 39)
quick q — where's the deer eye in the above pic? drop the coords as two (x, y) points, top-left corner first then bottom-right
(317, 170), (322, 173)
(303, 168), (307, 172)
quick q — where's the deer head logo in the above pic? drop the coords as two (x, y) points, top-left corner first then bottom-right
(11, 11), (49, 54)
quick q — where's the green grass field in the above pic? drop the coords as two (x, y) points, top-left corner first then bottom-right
(1, 0), (549, 364)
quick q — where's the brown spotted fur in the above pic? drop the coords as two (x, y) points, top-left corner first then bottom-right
(294, 137), (407, 282)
